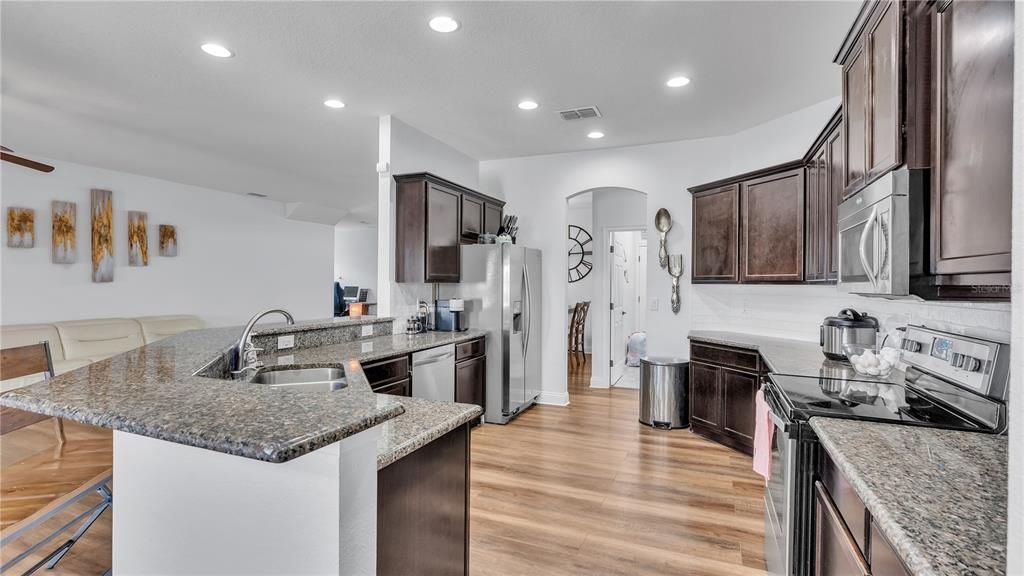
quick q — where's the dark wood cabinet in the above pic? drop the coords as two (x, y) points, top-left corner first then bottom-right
(740, 167), (805, 283)
(805, 110), (842, 283)
(929, 0), (1013, 279)
(838, 0), (902, 199)
(460, 194), (483, 242)
(378, 424), (470, 576)
(688, 341), (762, 455)
(455, 355), (485, 407)
(691, 184), (739, 283)
(869, 520), (911, 576)
(814, 481), (871, 576)
(484, 203), (503, 236)
(394, 173), (506, 283)
(362, 354), (412, 397)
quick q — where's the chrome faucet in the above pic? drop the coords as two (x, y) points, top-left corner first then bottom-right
(231, 309), (295, 376)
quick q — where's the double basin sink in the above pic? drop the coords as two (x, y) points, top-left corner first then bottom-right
(249, 367), (347, 392)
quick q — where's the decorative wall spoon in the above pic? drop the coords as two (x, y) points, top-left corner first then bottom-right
(668, 254), (684, 315)
(655, 209), (672, 269)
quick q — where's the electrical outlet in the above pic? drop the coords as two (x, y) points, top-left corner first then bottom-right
(649, 298), (659, 311)
(361, 325), (373, 337)
(278, 335), (295, 349)
(361, 341), (373, 353)
(277, 354), (294, 365)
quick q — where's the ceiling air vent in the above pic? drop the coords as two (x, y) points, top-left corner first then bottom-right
(558, 106), (602, 121)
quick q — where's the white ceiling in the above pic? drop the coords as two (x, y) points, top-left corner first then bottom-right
(1, 1), (859, 220)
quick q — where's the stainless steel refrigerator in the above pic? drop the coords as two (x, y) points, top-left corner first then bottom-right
(440, 244), (542, 424)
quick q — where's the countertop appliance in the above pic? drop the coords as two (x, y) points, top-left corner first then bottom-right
(411, 344), (455, 402)
(837, 168), (925, 298)
(434, 298), (468, 332)
(762, 325), (1010, 576)
(439, 244), (542, 424)
(819, 308), (879, 361)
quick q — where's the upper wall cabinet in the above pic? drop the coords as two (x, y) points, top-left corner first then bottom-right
(690, 161), (806, 284)
(805, 109), (843, 283)
(394, 173), (505, 283)
(692, 184), (739, 283)
(836, 0), (902, 199)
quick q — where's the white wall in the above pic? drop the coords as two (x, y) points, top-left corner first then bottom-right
(333, 226), (378, 302)
(480, 98), (839, 404)
(1006, 4), (1022, 573)
(377, 116), (482, 331)
(0, 157), (333, 327)
(566, 198), (595, 352)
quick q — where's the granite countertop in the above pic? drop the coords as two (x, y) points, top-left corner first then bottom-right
(687, 329), (905, 384)
(810, 418), (1007, 576)
(0, 319), (483, 466)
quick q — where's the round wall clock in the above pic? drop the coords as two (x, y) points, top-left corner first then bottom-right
(567, 225), (593, 283)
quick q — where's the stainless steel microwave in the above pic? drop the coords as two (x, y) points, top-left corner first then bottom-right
(837, 169), (912, 297)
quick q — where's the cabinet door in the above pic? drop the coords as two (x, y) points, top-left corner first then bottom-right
(461, 195), (483, 240)
(932, 0), (1013, 276)
(843, 45), (868, 197)
(455, 356), (485, 408)
(806, 147), (830, 282)
(691, 185), (739, 283)
(866, 0), (902, 180)
(805, 156), (820, 281)
(740, 168), (805, 282)
(721, 368), (756, 449)
(826, 124), (843, 280)
(425, 184), (462, 282)
(375, 378), (411, 397)
(869, 520), (910, 576)
(814, 482), (871, 576)
(689, 361), (722, 430)
(484, 203), (503, 236)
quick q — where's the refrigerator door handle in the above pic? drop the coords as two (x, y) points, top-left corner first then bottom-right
(523, 262), (532, 358)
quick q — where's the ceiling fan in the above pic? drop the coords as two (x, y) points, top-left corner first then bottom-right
(1, 146), (54, 173)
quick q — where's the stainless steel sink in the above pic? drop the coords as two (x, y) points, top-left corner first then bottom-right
(250, 367), (347, 392)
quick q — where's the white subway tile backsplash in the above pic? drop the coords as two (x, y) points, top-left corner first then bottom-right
(690, 284), (1011, 343)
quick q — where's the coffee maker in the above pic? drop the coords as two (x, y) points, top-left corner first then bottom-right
(434, 298), (467, 332)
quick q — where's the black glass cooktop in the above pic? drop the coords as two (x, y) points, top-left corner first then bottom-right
(767, 373), (982, 431)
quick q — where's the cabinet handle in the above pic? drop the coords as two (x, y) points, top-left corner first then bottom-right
(815, 481), (870, 576)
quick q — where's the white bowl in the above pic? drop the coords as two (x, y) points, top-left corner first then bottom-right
(844, 344), (898, 378)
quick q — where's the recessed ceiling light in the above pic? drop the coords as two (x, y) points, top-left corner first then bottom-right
(323, 99), (346, 109)
(518, 100), (539, 110)
(200, 43), (233, 58)
(429, 16), (460, 33)
(666, 76), (691, 88)
(587, 131), (605, 139)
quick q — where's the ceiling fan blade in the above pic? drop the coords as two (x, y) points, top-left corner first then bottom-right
(1, 151), (55, 173)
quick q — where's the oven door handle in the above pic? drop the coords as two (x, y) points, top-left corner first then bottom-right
(761, 382), (790, 432)
(858, 206), (878, 290)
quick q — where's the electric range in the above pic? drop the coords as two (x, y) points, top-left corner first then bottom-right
(761, 325), (1011, 576)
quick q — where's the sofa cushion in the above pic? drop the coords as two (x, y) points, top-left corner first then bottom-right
(0, 324), (66, 361)
(55, 318), (145, 362)
(136, 315), (204, 344)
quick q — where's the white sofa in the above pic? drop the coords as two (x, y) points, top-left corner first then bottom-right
(1, 315), (203, 392)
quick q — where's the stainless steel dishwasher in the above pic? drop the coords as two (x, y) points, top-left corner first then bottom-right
(411, 344), (455, 402)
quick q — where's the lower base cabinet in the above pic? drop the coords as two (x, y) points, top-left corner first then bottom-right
(688, 341), (761, 455)
(377, 424), (470, 576)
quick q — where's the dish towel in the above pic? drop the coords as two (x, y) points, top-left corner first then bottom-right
(753, 388), (774, 481)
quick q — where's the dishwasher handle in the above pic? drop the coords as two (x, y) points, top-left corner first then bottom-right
(412, 350), (455, 367)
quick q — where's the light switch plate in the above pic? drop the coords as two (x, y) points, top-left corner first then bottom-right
(649, 298), (659, 311)
(278, 335), (295, 349)
(361, 325), (373, 337)
(361, 341), (373, 353)
(277, 355), (294, 365)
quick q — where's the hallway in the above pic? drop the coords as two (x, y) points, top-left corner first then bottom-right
(469, 355), (767, 575)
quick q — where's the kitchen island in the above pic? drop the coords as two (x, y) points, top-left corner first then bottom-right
(0, 317), (484, 574)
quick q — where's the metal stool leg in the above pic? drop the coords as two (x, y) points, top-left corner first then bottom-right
(44, 485), (112, 570)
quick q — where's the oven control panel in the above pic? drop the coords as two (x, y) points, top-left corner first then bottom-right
(901, 325), (1009, 400)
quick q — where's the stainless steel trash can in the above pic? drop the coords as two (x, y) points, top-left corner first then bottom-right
(639, 357), (689, 429)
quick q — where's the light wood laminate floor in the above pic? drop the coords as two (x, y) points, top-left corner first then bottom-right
(0, 355), (766, 575)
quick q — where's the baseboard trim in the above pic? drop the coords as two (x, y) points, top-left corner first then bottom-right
(589, 376), (609, 389)
(536, 391), (570, 406)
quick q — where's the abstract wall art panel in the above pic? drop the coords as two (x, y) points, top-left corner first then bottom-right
(91, 189), (114, 282)
(6, 207), (35, 248)
(159, 224), (177, 257)
(51, 201), (77, 263)
(128, 210), (149, 266)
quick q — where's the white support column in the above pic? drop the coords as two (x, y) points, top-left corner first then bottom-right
(376, 115), (393, 318)
(113, 427), (380, 575)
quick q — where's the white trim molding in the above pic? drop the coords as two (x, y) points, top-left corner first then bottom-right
(536, 391), (570, 406)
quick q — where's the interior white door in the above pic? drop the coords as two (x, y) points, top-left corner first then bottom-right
(609, 232), (632, 385)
